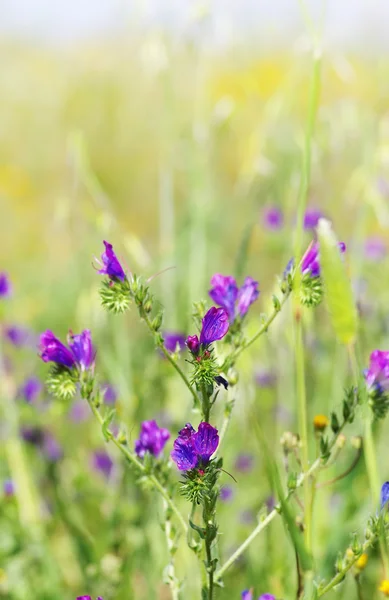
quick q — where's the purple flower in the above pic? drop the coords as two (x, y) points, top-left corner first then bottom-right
(92, 450), (114, 479)
(3, 479), (15, 496)
(235, 453), (254, 473)
(186, 335), (200, 355)
(39, 330), (76, 368)
(242, 591), (253, 600)
(96, 241), (126, 281)
(19, 376), (42, 403)
(254, 368), (276, 388)
(3, 325), (30, 347)
(237, 277), (260, 317)
(199, 307), (229, 345)
(68, 330), (94, 370)
(102, 383), (117, 405)
(171, 422), (219, 471)
(76, 597), (104, 600)
(163, 332), (186, 353)
(262, 206), (283, 230)
(364, 236), (386, 261)
(209, 275), (238, 321)
(0, 272), (11, 298)
(135, 420), (170, 458)
(220, 485), (234, 502)
(259, 595), (275, 600)
(364, 350), (389, 392)
(301, 241), (346, 278)
(209, 275), (259, 322)
(21, 426), (45, 445)
(304, 207), (323, 230)
(43, 433), (63, 462)
(381, 482), (389, 509)
(39, 329), (94, 370)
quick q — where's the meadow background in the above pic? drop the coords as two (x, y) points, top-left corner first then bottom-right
(1, 1), (389, 599)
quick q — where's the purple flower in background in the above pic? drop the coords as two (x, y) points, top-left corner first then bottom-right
(209, 275), (259, 322)
(235, 453), (254, 473)
(3, 479), (15, 496)
(19, 376), (42, 403)
(3, 325), (30, 347)
(69, 400), (90, 422)
(0, 272), (11, 298)
(262, 205), (283, 230)
(39, 330), (76, 368)
(259, 595), (275, 600)
(186, 335), (200, 355)
(43, 433), (63, 462)
(242, 591), (253, 600)
(364, 236), (386, 261)
(304, 207), (323, 230)
(255, 368), (277, 388)
(163, 332), (186, 353)
(96, 240), (126, 282)
(102, 383), (117, 405)
(171, 422), (219, 471)
(39, 329), (94, 370)
(92, 450), (114, 478)
(364, 350), (389, 392)
(220, 485), (234, 502)
(135, 420), (170, 458)
(76, 597), (104, 600)
(381, 482), (389, 509)
(199, 307), (229, 345)
(21, 426), (45, 445)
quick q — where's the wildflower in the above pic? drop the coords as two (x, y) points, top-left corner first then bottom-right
(39, 329), (94, 370)
(364, 236), (386, 261)
(235, 453), (254, 473)
(313, 414), (329, 432)
(186, 334), (200, 355)
(163, 331), (186, 353)
(18, 376), (42, 403)
(355, 553), (368, 571)
(43, 433), (63, 462)
(262, 205), (284, 230)
(3, 480), (14, 496)
(92, 450), (114, 479)
(134, 420), (170, 458)
(171, 422), (219, 471)
(3, 325), (30, 347)
(304, 207), (323, 230)
(76, 597), (104, 600)
(379, 580), (389, 596)
(254, 368), (276, 388)
(381, 482), (389, 509)
(69, 400), (90, 422)
(0, 272), (11, 298)
(220, 485), (234, 502)
(96, 241), (126, 281)
(209, 275), (259, 323)
(199, 307), (229, 345)
(364, 350), (389, 419)
(242, 591), (253, 600)
(259, 595), (276, 600)
(299, 241), (346, 307)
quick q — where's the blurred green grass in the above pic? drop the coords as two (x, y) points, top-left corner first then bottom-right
(1, 32), (389, 600)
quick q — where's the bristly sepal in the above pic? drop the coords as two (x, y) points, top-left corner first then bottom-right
(46, 364), (78, 400)
(299, 274), (323, 307)
(99, 278), (131, 313)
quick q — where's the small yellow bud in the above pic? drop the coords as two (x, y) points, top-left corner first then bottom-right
(355, 553), (368, 571)
(345, 547), (354, 561)
(351, 435), (363, 450)
(379, 580), (389, 595)
(313, 414), (329, 432)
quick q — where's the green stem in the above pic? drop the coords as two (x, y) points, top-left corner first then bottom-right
(201, 382), (211, 423)
(142, 310), (200, 405)
(316, 447), (362, 488)
(87, 397), (188, 535)
(221, 291), (290, 370)
(163, 499), (181, 600)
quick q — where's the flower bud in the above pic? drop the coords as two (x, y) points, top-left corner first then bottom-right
(313, 414), (329, 432)
(336, 434), (346, 449)
(351, 435), (362, 450)
(186, 335), (200, 355)
(354, 553), (368, 572)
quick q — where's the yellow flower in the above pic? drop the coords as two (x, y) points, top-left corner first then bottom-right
(313, 414), (329, 432)
(379, 579), (389, 595)
(355, 553), (368, 571)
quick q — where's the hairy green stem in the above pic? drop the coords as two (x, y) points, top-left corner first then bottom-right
(87, 396), (188, 535)
(163, 499), (181, 600)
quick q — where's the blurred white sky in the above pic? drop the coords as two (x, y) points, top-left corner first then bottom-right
(0, 0), (388, 52)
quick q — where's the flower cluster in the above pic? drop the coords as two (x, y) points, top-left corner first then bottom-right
(209, 274), (259, 323)
(242, 590), (275, 600)
(96, 241), (131, 313)
(171, 422), (219, 471)
(364, 350), (389, 419)
(0, 272), (11, 298)
(135, 420), (170, 458)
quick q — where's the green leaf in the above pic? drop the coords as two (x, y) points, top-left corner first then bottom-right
(102, 408), (116, 441)
(317, 219), (358, 344)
